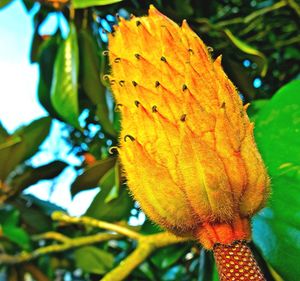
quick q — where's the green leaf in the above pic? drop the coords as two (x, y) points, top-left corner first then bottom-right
(71, 157), (116, 196)
(11, 195), (53, 233)
(51, 22), (80, 129)
(0, 117), (52, 181)
(151, 245), (188, 269)
(104, 162), (120, 203)
(0, 136), (21, 150)
(0, 0), (14, 9)
(247, 99), (269, 122)
(0, 206), (20, 226)
(0, 121), (9, 141)
(85, 167), (133, 222)
(252, 79), (300, 281)
(73, 246), (114, 274)
(8, 160), (67, 192)
(38, 33), (63, 119)
(2, 225), (31, 250)
(22, 194), (66, 216)
(73, 0), (123, 9)
(78, 28), (116, 137)
(254, 79), (300, 175)
(223, 29), (268, 76)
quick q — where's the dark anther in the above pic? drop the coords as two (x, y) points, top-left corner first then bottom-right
(136, 20), (141, 26)
(124, 135), (135, 142)
(111, 31), (115, 37)
(116, 13), (120, 21)
(130, 14), (135, 19)
(134, 100), (140, 107)
(160, 56), (167, 62)
(102, 50), (109, 56)
(114, 57), (121, 63)
(115, 103), (123, 111)
(110, 80), (116, 85)
(180, 114), (187, 122)
(221, 102), (226, 109)
(182, 84), (188, 91)
(152, 105), (158, 113)
(188, 48), (194, 54)
(155, 81), (160, 87)
(135, 54), (140, 60)
(132, 81), (138, 87)
(119, 80), (125, 86)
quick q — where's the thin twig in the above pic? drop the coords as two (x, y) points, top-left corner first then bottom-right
(52, 211), (141, 240)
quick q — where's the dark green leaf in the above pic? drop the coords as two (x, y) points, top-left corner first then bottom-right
(85, 167), (133, 222)
(104, 162), (120, 203)
(73, 0), (123, 9)
(51, 22), (80, 129)
(151, 245), (188, 269)
(12, 200), (52, 233)
(252, 79), (300, 281)
(71, 157), (116, 196)
(8, 160), (68, 192)
(0, 117), (52, 181)
(78, 28), (116, 137)
(22, 194), (66, 216)
(38, 33), (63, 119)
(73, 246), (114, 274)
(0, 206), (20, 226)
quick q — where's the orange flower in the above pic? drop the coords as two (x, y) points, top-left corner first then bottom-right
(108, 6), (270, 249)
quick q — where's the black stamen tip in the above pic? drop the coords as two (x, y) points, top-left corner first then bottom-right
(160, 56), (167, 62)
(188, 48), (194, 54)
(180, 114), (187, 122)
(114, 57), (121, 63)
(124, 135), (135, 142)
(136, 20), (141, 26)
(152, 105), (157, 113)
(155, 81), (160, 87)
(221, 102), (226, 109)
(132, 81), (138, 87)
(119, 80), (125, 86)
(134, 100), (140, 107)
(135, 53), (140, 60)
(182, 84), (188, 91)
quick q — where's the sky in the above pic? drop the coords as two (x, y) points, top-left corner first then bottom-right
(0, 0), (98, 216)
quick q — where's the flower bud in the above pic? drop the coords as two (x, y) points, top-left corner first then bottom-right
(108, 5), (270, 249)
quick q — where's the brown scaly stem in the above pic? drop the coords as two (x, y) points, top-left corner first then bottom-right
(213, 241), (266, 281)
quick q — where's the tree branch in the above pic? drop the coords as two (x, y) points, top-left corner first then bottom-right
(101, 232), (190, 281)
(0, 232), (120, 265)
(52, 211), (141, 240)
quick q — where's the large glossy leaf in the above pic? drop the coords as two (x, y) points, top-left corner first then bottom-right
(8, 160), (67, 192)
(73, 246), (114, 274)
(252, 79), (300, 281)
(78, 28), (116, 137)
(73, 0), (123, 9)
(38, 32), (62, 119)
(85, 167), (133, 222)
(71, 157), (116, 196)
(0, 117), (52, 181)
(51, 23), (80, 129)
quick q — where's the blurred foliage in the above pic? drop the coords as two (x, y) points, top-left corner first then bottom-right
(0, 0), (299, 280)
